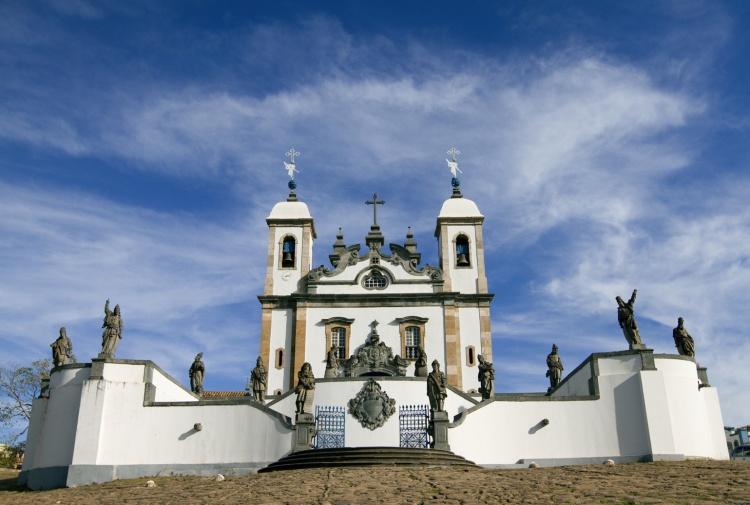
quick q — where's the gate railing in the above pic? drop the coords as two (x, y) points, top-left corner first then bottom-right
(399, 404), (429, 448)
(314, 405), (345, 449)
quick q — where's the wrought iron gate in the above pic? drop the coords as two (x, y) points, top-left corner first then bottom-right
(399, 404), (429, 448)
(314, 405), (345, 449)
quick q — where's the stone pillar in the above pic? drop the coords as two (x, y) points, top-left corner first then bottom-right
(293, 413), (316, 452)
(429, 411), (450, 451)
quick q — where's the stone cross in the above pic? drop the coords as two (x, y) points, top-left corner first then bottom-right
(365, 193), (385, 225)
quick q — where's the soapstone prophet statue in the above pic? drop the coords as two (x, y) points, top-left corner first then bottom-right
(250, 356), (267, 401)
(477, 354), (495, 400)
(295, 362), (315, 414)
(616, 289), (644, 349)
(427, 360), (447, 412)
(672, 317), (696, 357)
(51, 327), (73, 367)
(546, 344), (564, 391)
(100, 299), (123, 358)
(189, 353), (205, 395)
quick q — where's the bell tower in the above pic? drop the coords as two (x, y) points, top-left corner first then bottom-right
(435, 148), (492, 388)
(259, 149), (316, 393)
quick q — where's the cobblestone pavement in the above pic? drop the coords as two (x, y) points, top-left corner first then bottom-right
(2, 461), (749, 504)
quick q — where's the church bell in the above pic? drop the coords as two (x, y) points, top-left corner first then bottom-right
(457, 253), (470, 266)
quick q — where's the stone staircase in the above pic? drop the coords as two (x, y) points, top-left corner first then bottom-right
(259, 447), (478, 472)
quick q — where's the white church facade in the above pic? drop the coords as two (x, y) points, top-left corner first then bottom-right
(19, 154), (728, 489)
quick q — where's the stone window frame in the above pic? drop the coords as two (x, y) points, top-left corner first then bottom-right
(395, 316), (429, 361)
(274, 348), (284, 370)
(453, 233), (472, 269)
(362, 268), (389, 290)
(321, 317), (354, 361)
(278, 235), (297, 270)
(466, 345), (477, 367)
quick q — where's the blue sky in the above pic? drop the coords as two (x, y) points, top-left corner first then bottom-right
(1, 0), (749, 427)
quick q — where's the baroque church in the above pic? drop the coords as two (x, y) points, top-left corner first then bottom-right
(261, 152), (491, 396)
(19, 150), (729, 489)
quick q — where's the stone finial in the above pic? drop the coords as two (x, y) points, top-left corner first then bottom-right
(404, 226), (421, 263)
(329, 227), (347, 266)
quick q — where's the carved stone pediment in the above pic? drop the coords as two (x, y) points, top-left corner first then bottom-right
(341, 321), (408, 377)
(347, 379), (396, 430)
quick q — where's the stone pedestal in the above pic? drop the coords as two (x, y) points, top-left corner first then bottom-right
(629, 343), (647, 351)
(429, 410), (450, 451)
(293, 413), (316, 452)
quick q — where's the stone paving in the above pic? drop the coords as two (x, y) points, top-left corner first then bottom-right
(1, 460), (749, 504)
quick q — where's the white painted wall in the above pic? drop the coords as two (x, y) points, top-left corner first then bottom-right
(457, 306), (482, 391)
(23, 352), (728, 487)
(152, 366), (197, 402)
(267, 308), (293, 393)
(449, 354), (728, 465)
(314, 262), (436, 295)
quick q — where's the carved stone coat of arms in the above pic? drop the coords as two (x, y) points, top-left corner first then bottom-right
(347, 379), (396, 430)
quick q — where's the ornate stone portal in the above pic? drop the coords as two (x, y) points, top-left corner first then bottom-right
(341, 321), (408, 377)
(348, 379), (396, 430)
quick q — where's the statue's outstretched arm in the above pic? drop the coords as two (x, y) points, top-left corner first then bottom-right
(629, 289), (637, 305)
(104, 299), (110, 315)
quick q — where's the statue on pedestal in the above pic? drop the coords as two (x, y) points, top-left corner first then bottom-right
(477, 355), (495, 400)
(51, 327), (74, 367)
(427, 360), (447, 412)
(546, 344), (564, 392)
(414, 347), (428, 377)
(295, 362), (315, 414)
(99, 299), (123, 358)
(672, 317), (695, 357)
(324, 344), (340, 378)
(616, 289), (644, 349)
(249, 356), (267, 401)
(189, 353), (205, 395)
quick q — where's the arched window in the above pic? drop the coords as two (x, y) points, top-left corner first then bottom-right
(281, 237), (296, 268)
(404, 326), (421, 359)
(331, 327), (347, 359)
(466, 345), (476, 366)
(455, 235), (471, 267)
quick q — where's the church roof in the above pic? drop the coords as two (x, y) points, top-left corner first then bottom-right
(267, 200), (312, 220)
(437, 197), (483, 218)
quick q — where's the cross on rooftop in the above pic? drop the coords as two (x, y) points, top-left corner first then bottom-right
(365, 193), (385, 226)
(447, 147), (461, 162)
(285, 147), (300, 164)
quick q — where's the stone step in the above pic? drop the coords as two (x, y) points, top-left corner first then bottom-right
(259, 446), (478, 473)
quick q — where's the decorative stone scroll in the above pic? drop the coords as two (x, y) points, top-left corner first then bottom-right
(347, 379), (396, 430)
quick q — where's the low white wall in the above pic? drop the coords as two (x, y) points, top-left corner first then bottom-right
(449, 354), (728, 465)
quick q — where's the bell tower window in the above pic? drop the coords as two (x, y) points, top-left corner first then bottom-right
(455, 234), (471, 267)
(281, 236), (296, 268)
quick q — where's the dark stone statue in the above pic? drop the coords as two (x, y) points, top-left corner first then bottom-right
(50, 327), (73, 367)
(189, 353), (205, 395)
(99, 299), (123, 358)
(414, 347), (428, 377)
(295, 362), (315, 414)
(616, 289), (644, 349)
(249, 356), (267, 401)
(427, 360), (447, 412)
(673, 317), (695, 357)
(477, 354), (495, 400)
(324, 344), (340, 378)
(546, 344), (564, 392)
